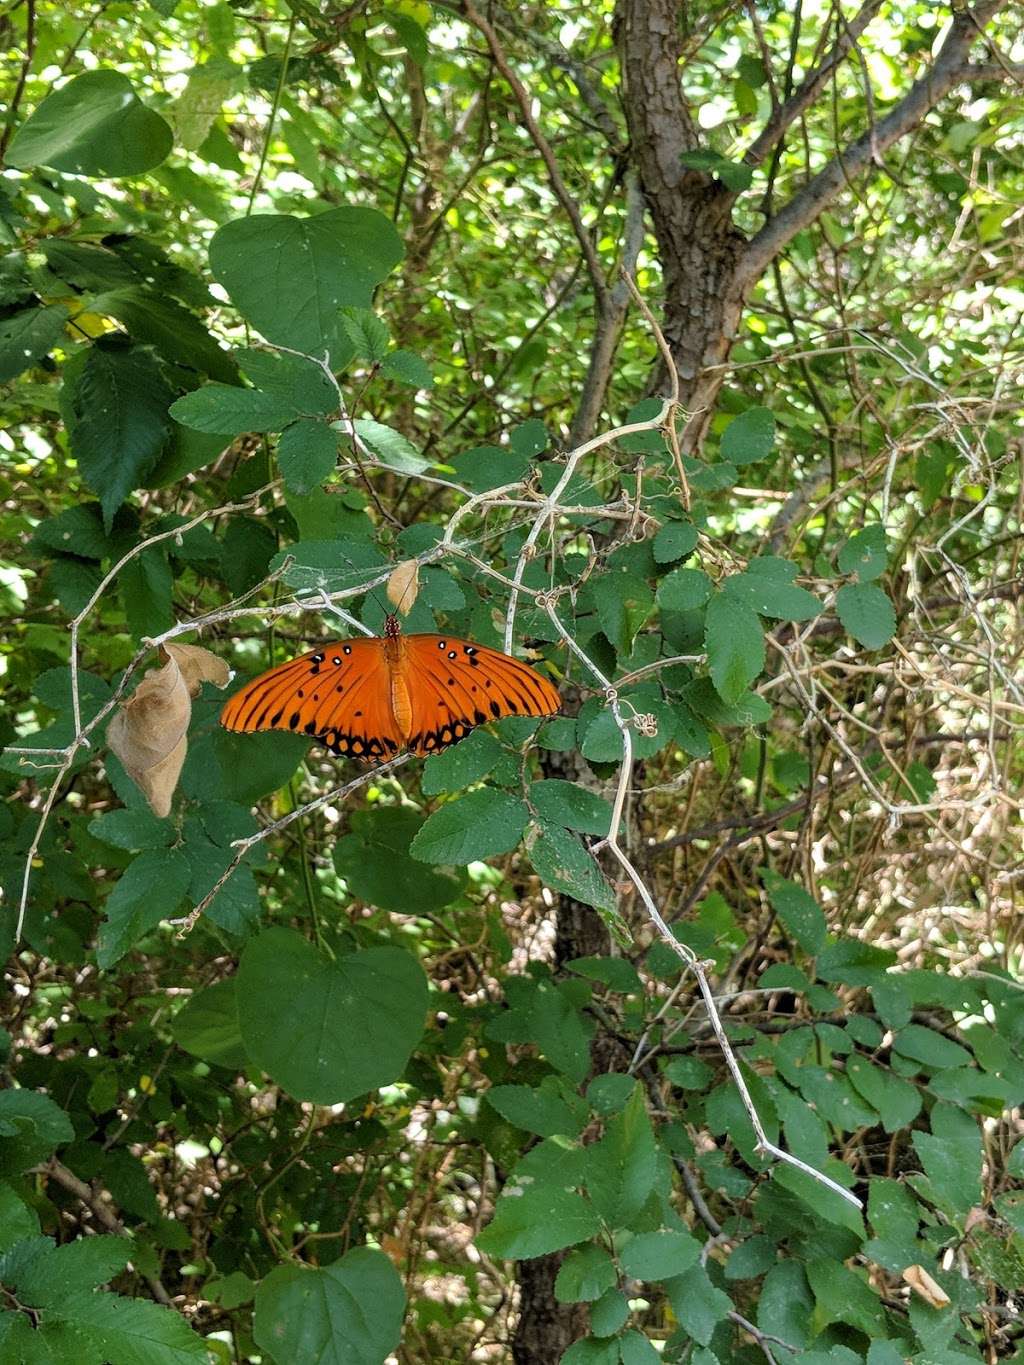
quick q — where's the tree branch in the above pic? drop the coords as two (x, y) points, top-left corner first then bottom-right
(568, 171), (647, 446)
(39, 1160), (175, 1307)
(743, 0), (885, 168)
(461, 0), (610, 309)
(741, 1), (1012, 285)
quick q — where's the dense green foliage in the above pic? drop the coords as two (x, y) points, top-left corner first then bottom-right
(3, 1), (1024, 1362)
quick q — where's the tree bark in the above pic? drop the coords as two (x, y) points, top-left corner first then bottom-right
(512, 1253), (589, 1363)
(616, 0), (749, 450)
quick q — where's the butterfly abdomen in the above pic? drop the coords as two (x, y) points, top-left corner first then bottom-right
(387, 635), (414, 741)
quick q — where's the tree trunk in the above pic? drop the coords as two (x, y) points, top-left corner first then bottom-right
(616, 0), (749, 452)
(512, 1253), (589, 1363)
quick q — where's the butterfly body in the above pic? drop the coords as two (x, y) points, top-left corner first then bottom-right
(220, 615), (560, 762)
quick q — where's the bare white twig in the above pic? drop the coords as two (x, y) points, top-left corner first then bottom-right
(542, 600), (862, 1210)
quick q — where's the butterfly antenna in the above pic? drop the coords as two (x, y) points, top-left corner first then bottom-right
(323, 544), (396, 628)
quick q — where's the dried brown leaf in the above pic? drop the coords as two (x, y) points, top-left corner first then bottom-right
(163, 641), (230, 694)
(107, 644), (229, 818)
(387, 559), (420, 615)
(902, 1264), (950, 1309)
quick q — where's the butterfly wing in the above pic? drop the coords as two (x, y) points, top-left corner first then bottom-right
(401, 634), (560, 756)
(220, 639), (402, 762)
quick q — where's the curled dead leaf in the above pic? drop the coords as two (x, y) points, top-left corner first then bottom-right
(902, 1263), (950, 1309)
(386, 558), (420, 615)
(107, 643), (229, 818)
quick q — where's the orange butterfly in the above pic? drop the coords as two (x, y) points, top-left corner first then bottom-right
(220, 612), (560, 762)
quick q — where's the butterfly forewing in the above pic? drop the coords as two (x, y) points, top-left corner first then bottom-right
(220, 639), (403, 761)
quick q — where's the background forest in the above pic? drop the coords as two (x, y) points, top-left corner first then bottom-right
(3, 0), (1024, 1361)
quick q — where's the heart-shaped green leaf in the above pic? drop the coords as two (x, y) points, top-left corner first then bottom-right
(236, 928), (428, 1103)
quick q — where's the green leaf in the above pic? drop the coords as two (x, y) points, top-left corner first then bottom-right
(120, 547), (174, 638)
(236, 927), (428, 1103)
(656, 566), (712, 612)
(652, 521), (698, 564)
(757, 1260), (813, 1350)
(554, 1245), (617, 1303)
(264, 536), (385, 595)
(97, 849), (192, 969)
(89, 809), (173, 852)
(410, 789), (529, 864)
(170, 979), (249, 1069)
(334, 807), (463, 913)
(797, 1068), (878, 1131)
(720, 406), (774, 464)
(476, 1183), (601, 1260)
(486, 1081), (587, 1139)
(685, 676), (770, 728)
(705, 594), (764, 703)
(868, 1177), (920, 1248)
(916, 448), (953, 509)
(7, 70), (173, 176)
(680, 149), (754, 191)
(816, 936), (895, 985)
(530, 780), (613, 836)
(561, 1339), (620, 1365)
(386, 9), (429, 63)
(510, 418), (549, 459)
(0, 1092), (73, 1175)
(30, 503), (121, 560)
(70, 338), (173, 531)
(235, 347), (337, 413)
(892, 1024), (972, 1071)
(836, 582), (896, 649)
(4, 1236), (131, 1305)
(838, 524), (888, 581)
(591, 571), (653, 656)
(529, 823), (616, 915)
(806, 1258), (887, 1337)
(421, 729), (503, 795)
(253, 1248), (404, 1365)
(724, 1235), (777, 1280)
(181, 729), (308, 806)
(338, 307), (389, 362)
(586, 1074), (636, 1116)
(620, 1230), (700, 1282)
(0, 305), (70, 382)
(278, 419), (339, 494)
(584, 1085), (657, 1227)
(89, 286), (236, 383)
(721, 558), (823, 621)
(618, 1332), (661, 1365)
(568, 958), (642, 994)
(663, 1056), (713, 1090)
(351, 418), (430, 475)
(590, 1287), (629, 1337)
(910, 1104), (981, 1216)
(209, 208), (403, 366)
(448, 445), (530, 491)
(170, 384), (299, 435)
(528, 980), (595, 1084)
(381, 348), (433, 388)
(48, 1287), (219, 1361)
(764, 871), (827, 954)
(664, 1264), (732, 1346)
(170, 58), (242, 151)
(0, 1188), (39, 1253)
(846, 1057), (922, 1133)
